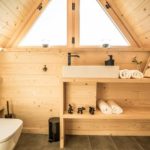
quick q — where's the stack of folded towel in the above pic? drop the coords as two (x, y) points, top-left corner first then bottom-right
(119, 69), (143, 79)
(98, 100), (123, 114)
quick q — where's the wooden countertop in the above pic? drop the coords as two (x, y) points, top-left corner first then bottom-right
(62, 78), (150, 83)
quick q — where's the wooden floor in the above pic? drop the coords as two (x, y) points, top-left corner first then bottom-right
(15, 134), (150, 150)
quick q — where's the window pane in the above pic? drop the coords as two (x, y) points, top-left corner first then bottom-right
(80, 0), (129, 46)
(19, 0), (67, 47)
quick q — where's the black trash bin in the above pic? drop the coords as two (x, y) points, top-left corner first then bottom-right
(48, 117), (60, 142)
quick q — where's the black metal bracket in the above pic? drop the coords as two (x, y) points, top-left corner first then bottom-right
(37, 3), (43, 11)
(105, 2), (111, 9)
(72, 37), (75, 44)
(72, 3), (75, 10)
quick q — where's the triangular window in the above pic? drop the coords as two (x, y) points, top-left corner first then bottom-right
(80, 0), (129, 46)
(19, 0), (67, 47)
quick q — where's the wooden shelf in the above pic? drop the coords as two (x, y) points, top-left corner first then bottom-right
(62, 78), (150, 83)
(63, 107), (150, 120)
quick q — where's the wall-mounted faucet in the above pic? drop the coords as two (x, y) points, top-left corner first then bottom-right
(68, 53), (80, 66)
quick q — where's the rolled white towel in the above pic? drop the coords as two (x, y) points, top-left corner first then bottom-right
(131, 70), (143, 79)
(98, 100), (112, 114)
(119, 69), (132, 79)
(107, 100), (123, 114)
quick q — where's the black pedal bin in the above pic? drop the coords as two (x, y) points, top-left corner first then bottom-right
(48, 117), (60, 142)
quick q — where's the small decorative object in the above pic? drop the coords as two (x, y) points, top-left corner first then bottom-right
(43, 65), (48, 72)
(102, 43), (110, 48)
(89, 107), (95, 115)
(105, 55), (114, 66)
(68, 104), (73, 114)
(77, 107), (85, 114)
(132, 56), (142, 71)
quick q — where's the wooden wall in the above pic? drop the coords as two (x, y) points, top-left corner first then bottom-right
(0, 48), (150, 134)
(0, 49), (66, 133)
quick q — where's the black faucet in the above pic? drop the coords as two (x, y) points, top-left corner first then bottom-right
(68, 53), (80, 66)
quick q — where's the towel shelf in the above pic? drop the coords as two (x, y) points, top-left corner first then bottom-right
(63, 107), (150, 120)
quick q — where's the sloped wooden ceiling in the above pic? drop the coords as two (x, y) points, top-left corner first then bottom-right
(0, 0), (41, 47)
(113, 0), (150, 47)
(0, 0), (150, 48)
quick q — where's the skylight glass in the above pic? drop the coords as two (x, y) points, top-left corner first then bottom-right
(80, 0), (129, 46)
(19, 0), (67, 47)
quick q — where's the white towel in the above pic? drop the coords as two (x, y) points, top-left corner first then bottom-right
(119, 69), (132, 79)
(131, 70), (143, 79)
(98, 100), (112, 114)
(107, 100), (123, 114)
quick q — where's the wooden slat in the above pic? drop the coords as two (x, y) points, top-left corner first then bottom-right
(74, 0), (80, 47)
(67, 0), (73, 47)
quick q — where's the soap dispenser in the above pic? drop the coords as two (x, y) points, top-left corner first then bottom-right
(105, 55), (115, 66)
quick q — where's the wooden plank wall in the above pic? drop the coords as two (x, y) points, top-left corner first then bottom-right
(0, 49), (150, 134)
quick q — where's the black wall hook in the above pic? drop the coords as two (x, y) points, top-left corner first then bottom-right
(43, 65), (48, 72)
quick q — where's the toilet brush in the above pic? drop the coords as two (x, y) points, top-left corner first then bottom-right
(5, 101), (13, 118)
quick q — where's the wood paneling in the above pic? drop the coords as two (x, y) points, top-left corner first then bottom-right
(0, 48), (150, 135)
(113, 0), (150, 47)
(0, 0), (42, 47)
(65, 82), (97, 109)
(66, 119), (150, 135)
(98, 83), (150, 107)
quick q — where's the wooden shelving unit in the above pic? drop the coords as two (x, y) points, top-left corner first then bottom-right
(60, 78), (150, 149)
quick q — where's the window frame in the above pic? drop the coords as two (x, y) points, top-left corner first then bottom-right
(9, 0), (141, 48)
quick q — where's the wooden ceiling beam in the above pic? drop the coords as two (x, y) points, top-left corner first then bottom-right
(67, 0), (80, 48)
(98, 0), (143, 48)
(5, 0), (49, 48)
(3, 47), (150, 52)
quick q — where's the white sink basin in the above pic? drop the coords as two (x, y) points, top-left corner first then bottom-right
(62, 66), (119, 78)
